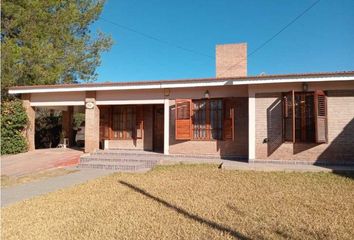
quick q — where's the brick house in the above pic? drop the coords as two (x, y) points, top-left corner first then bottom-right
(9, 43), (354, 165)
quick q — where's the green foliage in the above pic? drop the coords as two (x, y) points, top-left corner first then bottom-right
(1, 100), (28, 155)
(1, 0), (113, 96)
(73, 112), (85, 128)
(35, 109), (61, 148)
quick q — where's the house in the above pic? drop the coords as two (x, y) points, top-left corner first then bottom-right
(8, 43), (354, 165)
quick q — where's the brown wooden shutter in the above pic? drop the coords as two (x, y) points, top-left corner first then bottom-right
(223, 99), (235, 141)
(135, 105), (144, 139)
(99, 106), (111, 140)
(175, 99), (192, 140)
(314, 90), (327, 143)
(283, 90), (295, 143)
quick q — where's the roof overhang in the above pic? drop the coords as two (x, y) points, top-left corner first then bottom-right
(8, 72), (354, 94)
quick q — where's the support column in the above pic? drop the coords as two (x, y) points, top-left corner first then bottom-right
(84, 91), (100, 153)
(62, 106), (73, 146)
(22, 94), (35, 151)
(163, 98), (170, 155)
(248, 89), (256, 161)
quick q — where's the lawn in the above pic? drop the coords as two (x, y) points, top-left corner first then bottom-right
(2, 164), (354, 240)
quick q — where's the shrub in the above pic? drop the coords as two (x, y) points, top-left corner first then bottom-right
(73, 112), (85, 128)
(35, 109), (61, 149)
(1, 100), (28, 155)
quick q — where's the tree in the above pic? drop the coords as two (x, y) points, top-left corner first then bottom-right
(1, 0), (113, 96)
(1, 100), (28, 154)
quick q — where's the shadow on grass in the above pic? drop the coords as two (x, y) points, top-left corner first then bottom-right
(119, 180), (250, 240)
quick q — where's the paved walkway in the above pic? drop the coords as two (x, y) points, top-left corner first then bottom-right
(159, 157), (354, 172)
(1, 168), (114, 207)
(221, 160), (354, 172)
(1, 148), (83, 177)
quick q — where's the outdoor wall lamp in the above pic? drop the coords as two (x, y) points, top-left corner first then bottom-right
(204, 90), (210, 99)
(164, 88), (170, 97)
(302, 82), (308, 92)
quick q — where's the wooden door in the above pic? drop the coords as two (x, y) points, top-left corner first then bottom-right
(153, 105), (164, 152)
(99, 106), (111, 141)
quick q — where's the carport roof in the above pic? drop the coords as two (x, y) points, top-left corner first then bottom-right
(8, 70), (354, 94)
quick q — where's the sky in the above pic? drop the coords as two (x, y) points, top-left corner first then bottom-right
(91, 0), (354, 83)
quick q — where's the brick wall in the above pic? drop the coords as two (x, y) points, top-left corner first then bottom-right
(84, 92), (100, 153)
(216, 43), (247, 78)
(169, 97), (248, 157)
(255, 90), (354, 164)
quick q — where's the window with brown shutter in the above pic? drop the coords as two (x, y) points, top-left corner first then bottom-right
(283, 91), (327, 143)
(175, 99), (192, 140)
(191, 99), (224, 140)
(175, 98), (235, 141)
(314, 90), (328, 143)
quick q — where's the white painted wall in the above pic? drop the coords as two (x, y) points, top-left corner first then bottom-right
(30, 92), (85, 106)
(248, 89), (256, 160)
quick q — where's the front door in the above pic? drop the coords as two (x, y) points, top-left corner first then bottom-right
(153, 105), (164, 152)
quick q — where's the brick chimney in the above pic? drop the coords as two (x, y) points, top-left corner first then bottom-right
(216, 43), (247, 78)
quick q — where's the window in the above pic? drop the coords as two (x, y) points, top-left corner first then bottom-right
(192, 99), (223, 140)
(283, 91), (327, 143)
(192, 100), (207, 139)
(294, 92), (315, 142)
(112, 106), (136, 139)
(175, 98), (234, 141)
(210, 99), (223, 140)
(175, 99), (192, 140)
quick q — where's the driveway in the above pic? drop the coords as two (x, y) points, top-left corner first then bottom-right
(1, 148), (83, 177)
(1, 168), (114, 207)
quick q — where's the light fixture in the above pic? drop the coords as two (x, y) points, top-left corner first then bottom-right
(164, 88), (170, 97)
(302, 83), (308, 92)
(204, 90), (210, 99)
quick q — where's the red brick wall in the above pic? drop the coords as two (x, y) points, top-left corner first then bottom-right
(255, 90), (354, 164)
(169, 97), (248, 157)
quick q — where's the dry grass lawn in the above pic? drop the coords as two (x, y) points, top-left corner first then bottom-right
(2, 164), (354, 240)
(1, 168), (78, 188)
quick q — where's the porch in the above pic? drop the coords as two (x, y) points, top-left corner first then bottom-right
(99, 104), (166, 154)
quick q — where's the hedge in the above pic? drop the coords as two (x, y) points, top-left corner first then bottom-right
(1, 100), (28, 155)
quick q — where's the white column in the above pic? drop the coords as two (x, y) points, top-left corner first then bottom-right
(164, 98), (170, 155)
(248, 89), (256, 161)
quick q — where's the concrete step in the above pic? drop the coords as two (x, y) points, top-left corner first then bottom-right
(77, 160), (149, 172)
(81, 154), (160, 161)
(93, 149), (162, 157)
(80, 156), (158, 168)
(93, 149), (246, 161)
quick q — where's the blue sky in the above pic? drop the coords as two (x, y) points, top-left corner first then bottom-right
(91, 0), (354, 82)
